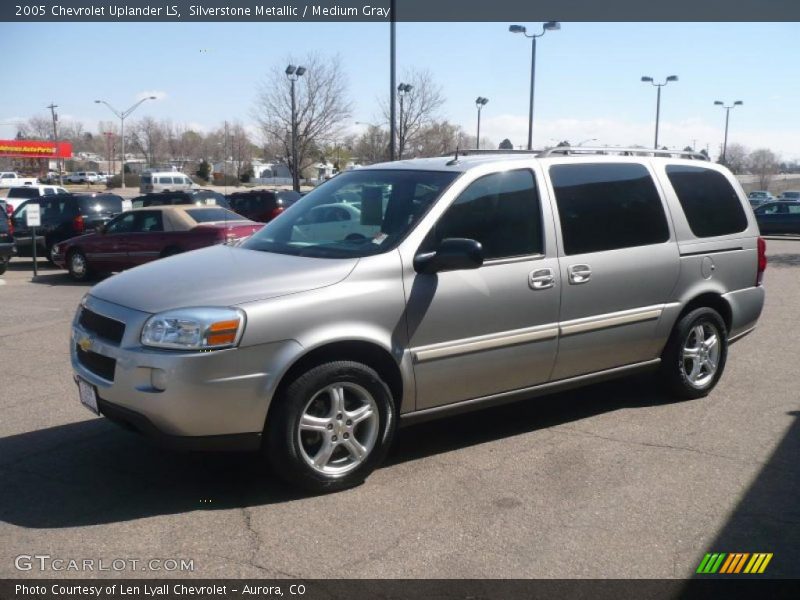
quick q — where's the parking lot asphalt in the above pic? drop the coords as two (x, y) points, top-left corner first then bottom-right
(1, 240), (798, 579)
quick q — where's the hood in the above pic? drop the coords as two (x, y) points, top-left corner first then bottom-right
(89, 244), (358, 314)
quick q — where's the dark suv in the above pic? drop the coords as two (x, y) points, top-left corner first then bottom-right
(227, 189), (301, 222)
(132, 189), (230, 209)
(11, 193), (123, 260)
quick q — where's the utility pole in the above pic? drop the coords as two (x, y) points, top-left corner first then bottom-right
(47, 103), (62, 185)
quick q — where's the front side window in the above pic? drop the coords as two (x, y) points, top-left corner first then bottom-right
(550, 163), (670, 255)
(666, 165), (748, 238)
(425, 169), (542, 260)
(242, 169), (458, 258)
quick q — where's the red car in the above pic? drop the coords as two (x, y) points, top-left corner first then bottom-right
(52, 205), (263, 281)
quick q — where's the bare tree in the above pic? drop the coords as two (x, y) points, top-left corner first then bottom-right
(254, 54), (353, 184)
(17, 116), (52, 139)
(227, 122), (255, 180)
(749, 148), (779, 190)
(722, 143), (748, 174)
(382, 69), (445, 159)
(353, 125), (390, 165)
(129, 117), (167, 166)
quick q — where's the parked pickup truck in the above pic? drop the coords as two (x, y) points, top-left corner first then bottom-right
(0, 172), (38, 187)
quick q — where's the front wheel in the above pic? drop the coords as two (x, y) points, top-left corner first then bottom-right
(0, 256), (7, 275)
(67, 249), (91, 282)
(660, 307), (728, 399)
(266, 361), (396, 493)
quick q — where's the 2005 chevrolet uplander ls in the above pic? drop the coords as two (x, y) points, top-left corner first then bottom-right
(71, 147), (766, 492)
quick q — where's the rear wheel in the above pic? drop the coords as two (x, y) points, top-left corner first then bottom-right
(660, 307), (728, 399)
(267, 361), (396, 493)
(67, 249), (91, 282)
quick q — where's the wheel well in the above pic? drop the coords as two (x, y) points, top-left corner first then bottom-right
(679, 293), (732, 333)
(269, 341), (404, 417)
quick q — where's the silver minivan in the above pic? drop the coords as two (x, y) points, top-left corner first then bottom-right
(71, 148), (766, 492)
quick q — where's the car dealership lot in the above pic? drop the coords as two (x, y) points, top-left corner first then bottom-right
(1, 241), (798, 579)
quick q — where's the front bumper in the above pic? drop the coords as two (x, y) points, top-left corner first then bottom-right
(71, 295), (302, 440)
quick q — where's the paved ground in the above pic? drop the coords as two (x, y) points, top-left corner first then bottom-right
(0, 240), (798, 579)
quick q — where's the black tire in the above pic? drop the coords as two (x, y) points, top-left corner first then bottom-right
(660, 307), (728, 399)
(266, 361), (396, 493)
(0, 256), (7, 275)
(67, 249), (92, 282)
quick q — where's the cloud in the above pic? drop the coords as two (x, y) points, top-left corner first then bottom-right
(136, 90), (167, 102)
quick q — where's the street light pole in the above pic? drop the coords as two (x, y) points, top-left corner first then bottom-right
(475, 97), (488, 149)
(286, 65), (306, 192)
(389, 0), (396, 161)
(95, 96), (157, 189)
(509, 21), (560, 150)
(641, 75), (678, 149)
(46, 103), (62, 185)
(397, 83), (412, 159)
(714, 100), (743, 165)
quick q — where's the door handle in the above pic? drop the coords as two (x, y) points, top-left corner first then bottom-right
(529, 268), (555, 290)
(568, 264), (592, 284)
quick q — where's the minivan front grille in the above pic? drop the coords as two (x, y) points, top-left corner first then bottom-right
(79, 307), (125, 344)
(76, 346), (117, 381)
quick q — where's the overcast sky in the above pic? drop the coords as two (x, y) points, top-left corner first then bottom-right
(1, 21), (798, 160)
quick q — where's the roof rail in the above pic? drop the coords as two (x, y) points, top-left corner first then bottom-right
(537, 146), (709, 161)
(453, 148), (543, 155)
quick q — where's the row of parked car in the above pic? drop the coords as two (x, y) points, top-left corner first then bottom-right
(0, 187), (302, 278)
(3, 180), (799, 281)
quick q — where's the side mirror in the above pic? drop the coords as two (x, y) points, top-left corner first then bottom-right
(414, 238), (484, 274)
(97, 224), (107, 234)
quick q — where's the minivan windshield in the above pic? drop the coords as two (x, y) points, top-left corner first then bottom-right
(241, 169), (459, 258)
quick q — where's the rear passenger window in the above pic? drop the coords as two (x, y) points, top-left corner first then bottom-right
(665, 166), (748, 238)
(431, 169), (542, 260)
(550, 163), (669, 255)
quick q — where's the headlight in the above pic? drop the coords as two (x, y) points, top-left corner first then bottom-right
(141, 307), (245, 350)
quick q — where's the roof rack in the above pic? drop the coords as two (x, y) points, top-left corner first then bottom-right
(538, 146), (709, 161)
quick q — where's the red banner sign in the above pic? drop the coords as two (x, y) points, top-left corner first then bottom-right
(0, 139), (73, 159)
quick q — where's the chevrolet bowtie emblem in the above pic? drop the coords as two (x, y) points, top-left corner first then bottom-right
(78, 336), (93, 352)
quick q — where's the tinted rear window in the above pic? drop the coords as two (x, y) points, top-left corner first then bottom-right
(549, 163), (670, 255)
(77, 195), (123, 214)
(8, 188), (39, 199)
(666, 166), (748, 238)
(185, 208), (244, 223)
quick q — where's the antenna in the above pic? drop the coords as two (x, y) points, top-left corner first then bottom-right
(446, 145), (460, 166)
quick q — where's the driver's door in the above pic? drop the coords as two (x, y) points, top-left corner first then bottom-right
(93, 212), (137, 270)
(403, 168), (561, 410)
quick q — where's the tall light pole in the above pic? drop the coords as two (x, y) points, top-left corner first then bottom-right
(509, 21), (560, 150)
(46, 103), (62, 184)
(397, 83), (412, 159)
(475, 97), (489, 149)
(641, 75), (678, 149)
(714, 100), (743, 165)
(286, 65), (306, 192)
(389, 0), (396, 161)
(95, 96), (157, 188)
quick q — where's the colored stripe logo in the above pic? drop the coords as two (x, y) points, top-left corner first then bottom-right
(696, 552), (773, 574)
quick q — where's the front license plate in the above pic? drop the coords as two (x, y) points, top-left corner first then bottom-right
(77, 378), (99, 415)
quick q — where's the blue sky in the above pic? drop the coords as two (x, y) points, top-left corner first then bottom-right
(1, 21), (798, 159)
